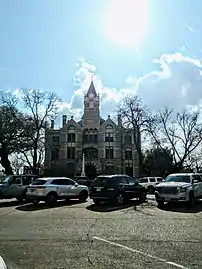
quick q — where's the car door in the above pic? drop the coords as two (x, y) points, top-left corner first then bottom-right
(115, 176), (130, 199)
(55, 178), (75, 197)
(192, 175), (201, 198)
(127, 177), (143, 198)
(6, 176), (22, 198)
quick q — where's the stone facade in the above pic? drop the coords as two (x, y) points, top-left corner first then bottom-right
(44, 81), (139, 178)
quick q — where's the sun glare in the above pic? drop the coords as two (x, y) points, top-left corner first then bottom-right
(104, 0), (148, 49)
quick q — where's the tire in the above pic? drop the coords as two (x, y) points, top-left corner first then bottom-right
(93, 199), (101, 205)
(139, 192), (146, 203)
(79, 191), (88, 202)
(157, 200), (164, 208)
(147, 186), (155, 194)
(33, 200), (39, 205)
(188, 192), (195, 207)
(45, 192), (57, 206)
(116, 193), (124, 205)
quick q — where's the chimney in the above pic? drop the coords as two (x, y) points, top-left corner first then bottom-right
(62, 115), (67, 127)
(117, 114), (122, 127)
(51, 120), (54, 129)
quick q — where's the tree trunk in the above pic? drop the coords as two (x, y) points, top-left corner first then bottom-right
(0, 145), (13, 175)
(32, 144), (38, 175)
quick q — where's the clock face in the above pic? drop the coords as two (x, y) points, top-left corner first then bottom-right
(89, 92), (94, 98)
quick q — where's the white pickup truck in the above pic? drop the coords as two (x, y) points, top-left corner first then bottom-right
(155, 173), (202, 208)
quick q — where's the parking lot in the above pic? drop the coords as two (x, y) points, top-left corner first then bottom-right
(0, 196), (201, 269)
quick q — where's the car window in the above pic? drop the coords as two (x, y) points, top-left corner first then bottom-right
(157, 177), (163, 182)
(138, 178), (148, 183)
(31, 180), (47, 185)
(93, 177), (110, 185)
(127, 177), (137, 184)
(116, 176), (128, 184)
(51, 179), (75, 185)
(10, 176), (21, 185)
(192, 175), (202, 182)
(149, 178), (156, 183)
(22, 176), (33, 185)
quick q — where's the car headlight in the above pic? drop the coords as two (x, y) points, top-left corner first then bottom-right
(179, 186), (187, 192)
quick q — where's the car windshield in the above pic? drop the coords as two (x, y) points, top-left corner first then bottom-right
(93, 176), (111, 185)
(31, 179), (47, 185)
(165, 175), (191, 183)
(2, 176), (11, 183)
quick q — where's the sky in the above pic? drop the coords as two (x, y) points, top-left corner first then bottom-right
(1, 0), (202, 126)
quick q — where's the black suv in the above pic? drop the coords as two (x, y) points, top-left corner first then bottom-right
(90, 174), (146, 205)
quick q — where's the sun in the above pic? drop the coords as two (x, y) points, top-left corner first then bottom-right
(103, 0), (148, 49)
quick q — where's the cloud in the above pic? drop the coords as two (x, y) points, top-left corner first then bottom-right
(136, 53), (202, 111)
(52, 53), (202, 126)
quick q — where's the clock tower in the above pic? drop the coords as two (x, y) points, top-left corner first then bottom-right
(83, 79), (100, 128)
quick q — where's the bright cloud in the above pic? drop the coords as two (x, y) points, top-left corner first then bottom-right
(55, 52), (202, 126)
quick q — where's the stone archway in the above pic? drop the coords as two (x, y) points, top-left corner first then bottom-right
(85, 163), (97, 179)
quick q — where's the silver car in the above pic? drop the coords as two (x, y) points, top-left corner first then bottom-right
(26, 177), (89, 206)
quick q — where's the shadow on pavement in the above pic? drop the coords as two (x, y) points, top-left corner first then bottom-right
(161, 200), (202, 213)
(16, 199), (86, 212)
(86, 199), (142, 212)
(0, 200), (20, 208)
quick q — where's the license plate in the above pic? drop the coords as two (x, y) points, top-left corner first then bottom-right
(165, 198), (170, 202)
(96, 187), (102, 191)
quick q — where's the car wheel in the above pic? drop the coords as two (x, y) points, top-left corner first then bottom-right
(147, 186), (155, 194)
(79, 191), (88, 202)
(45, 193), (57, 206)
(116, 193), (124, 205)
(93, 199), (101, 205)
(33, 200), (39, 205)
(139, 192), (146, 203)
(188, 192), (195, 207)
(157, 200), (164, 208)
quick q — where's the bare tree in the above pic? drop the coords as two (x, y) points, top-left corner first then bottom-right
(117, 95), (150, 176)
(147, 107), (202, 171)
(1, 89), (59, 174)
(11, 154), (24, 174)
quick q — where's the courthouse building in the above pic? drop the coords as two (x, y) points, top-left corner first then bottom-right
(44, 80), (139, 178)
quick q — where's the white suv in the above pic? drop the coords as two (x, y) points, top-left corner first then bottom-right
(138, 177), (164, 193)
(26, 177), (89, 206)
(155, 173), (202, 208)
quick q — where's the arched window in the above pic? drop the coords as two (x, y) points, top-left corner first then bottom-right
(125, 148), (132, 160)
(83, 128), (98, 143)
(67, 125), (76, 142)
(68, 125), (76, 131)
(105, 125), (113, 142)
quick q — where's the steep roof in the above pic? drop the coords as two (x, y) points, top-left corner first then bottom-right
(86, 80), (97, 97)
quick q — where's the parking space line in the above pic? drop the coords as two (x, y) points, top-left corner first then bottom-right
(93, 236), (190, 269)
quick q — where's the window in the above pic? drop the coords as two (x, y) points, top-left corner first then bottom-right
(67, 147), (75, 159)
(22, 176), (33, 185)
(31, 179), (47, 185)
(157, 177), (163, 182)
(67, 133), (75, 142)
(139, 178), (148, 183)
(51, 179), (74, 185)
(105, 125), (113, 130)
(125, 134), (132, 143)
(125, 150), (132, 160)
(192, 175), (202, 182)
(83, 147), (98, 159)
(115, 176), (128, 184)
(52, 136), (59, 144)
(94, 134), (98, 143)
(105, 133), (113, 142)
(149, 178), (156, 183)
(105, 146), (114, 159)
(68, 125), (76, 130)
(126, 177), (137, 185)
(51, 148), (59, 160)
(10, 176), (21, 185)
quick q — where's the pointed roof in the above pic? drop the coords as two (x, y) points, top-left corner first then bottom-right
(86, 77), (97, 97)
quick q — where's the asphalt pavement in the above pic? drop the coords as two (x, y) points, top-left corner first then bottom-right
(0, 196), (201, 269)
